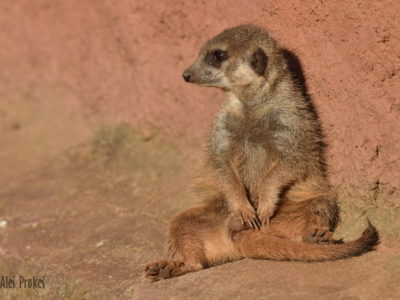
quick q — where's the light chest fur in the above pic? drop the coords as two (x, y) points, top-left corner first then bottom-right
(211, 93), (278, 201)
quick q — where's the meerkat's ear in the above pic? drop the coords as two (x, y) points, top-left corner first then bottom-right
(250, 48), (268, 76)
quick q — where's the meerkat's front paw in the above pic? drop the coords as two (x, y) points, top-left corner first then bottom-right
(257, 203), (278, 226)
(232, 203), (261, 229)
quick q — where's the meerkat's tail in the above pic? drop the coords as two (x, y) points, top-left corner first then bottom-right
(237, 220), (379, 262)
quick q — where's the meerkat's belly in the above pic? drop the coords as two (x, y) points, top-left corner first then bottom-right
(236, 140), (270, 197)
(212, 113), (277, 199)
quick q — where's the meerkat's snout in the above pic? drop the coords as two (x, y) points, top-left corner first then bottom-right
(182, 71), (192, 82)
(182, 48), (231, 88)
(182, 64), (224, 87)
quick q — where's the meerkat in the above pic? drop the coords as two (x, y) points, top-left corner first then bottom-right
(145, 25), (379, 281)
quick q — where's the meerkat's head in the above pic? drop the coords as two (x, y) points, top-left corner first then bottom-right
(182, 25), (286, 93)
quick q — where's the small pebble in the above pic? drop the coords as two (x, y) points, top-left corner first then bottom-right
(95, 240), (105, 247)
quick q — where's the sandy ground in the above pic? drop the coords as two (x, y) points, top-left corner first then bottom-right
(0, 112), (399, 299)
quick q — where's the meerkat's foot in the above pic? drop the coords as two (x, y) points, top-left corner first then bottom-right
(145, 260), (203, 281)
(145, 260), (186, 281)
(302, 229), (334, 245)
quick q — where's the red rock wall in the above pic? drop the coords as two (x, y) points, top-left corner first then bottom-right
(0, 0), (399, 195)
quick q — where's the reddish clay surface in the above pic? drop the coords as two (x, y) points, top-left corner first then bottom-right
(0, 1), (399, 299)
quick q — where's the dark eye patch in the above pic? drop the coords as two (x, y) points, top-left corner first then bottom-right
(205, 49), (229, 68)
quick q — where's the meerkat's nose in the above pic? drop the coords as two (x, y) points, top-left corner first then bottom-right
(182, 72), (191, 82)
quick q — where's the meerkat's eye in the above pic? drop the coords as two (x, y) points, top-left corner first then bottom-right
(213, 50), (227, 60)
(205, 49), (228, 68)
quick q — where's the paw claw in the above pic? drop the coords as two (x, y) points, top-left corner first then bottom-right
(235, 204), (258, 230)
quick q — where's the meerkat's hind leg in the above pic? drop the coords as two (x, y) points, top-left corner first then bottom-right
(145, 202), (236, 281)
(267, 192), (339, 243)
(300, 195), (339, 244)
